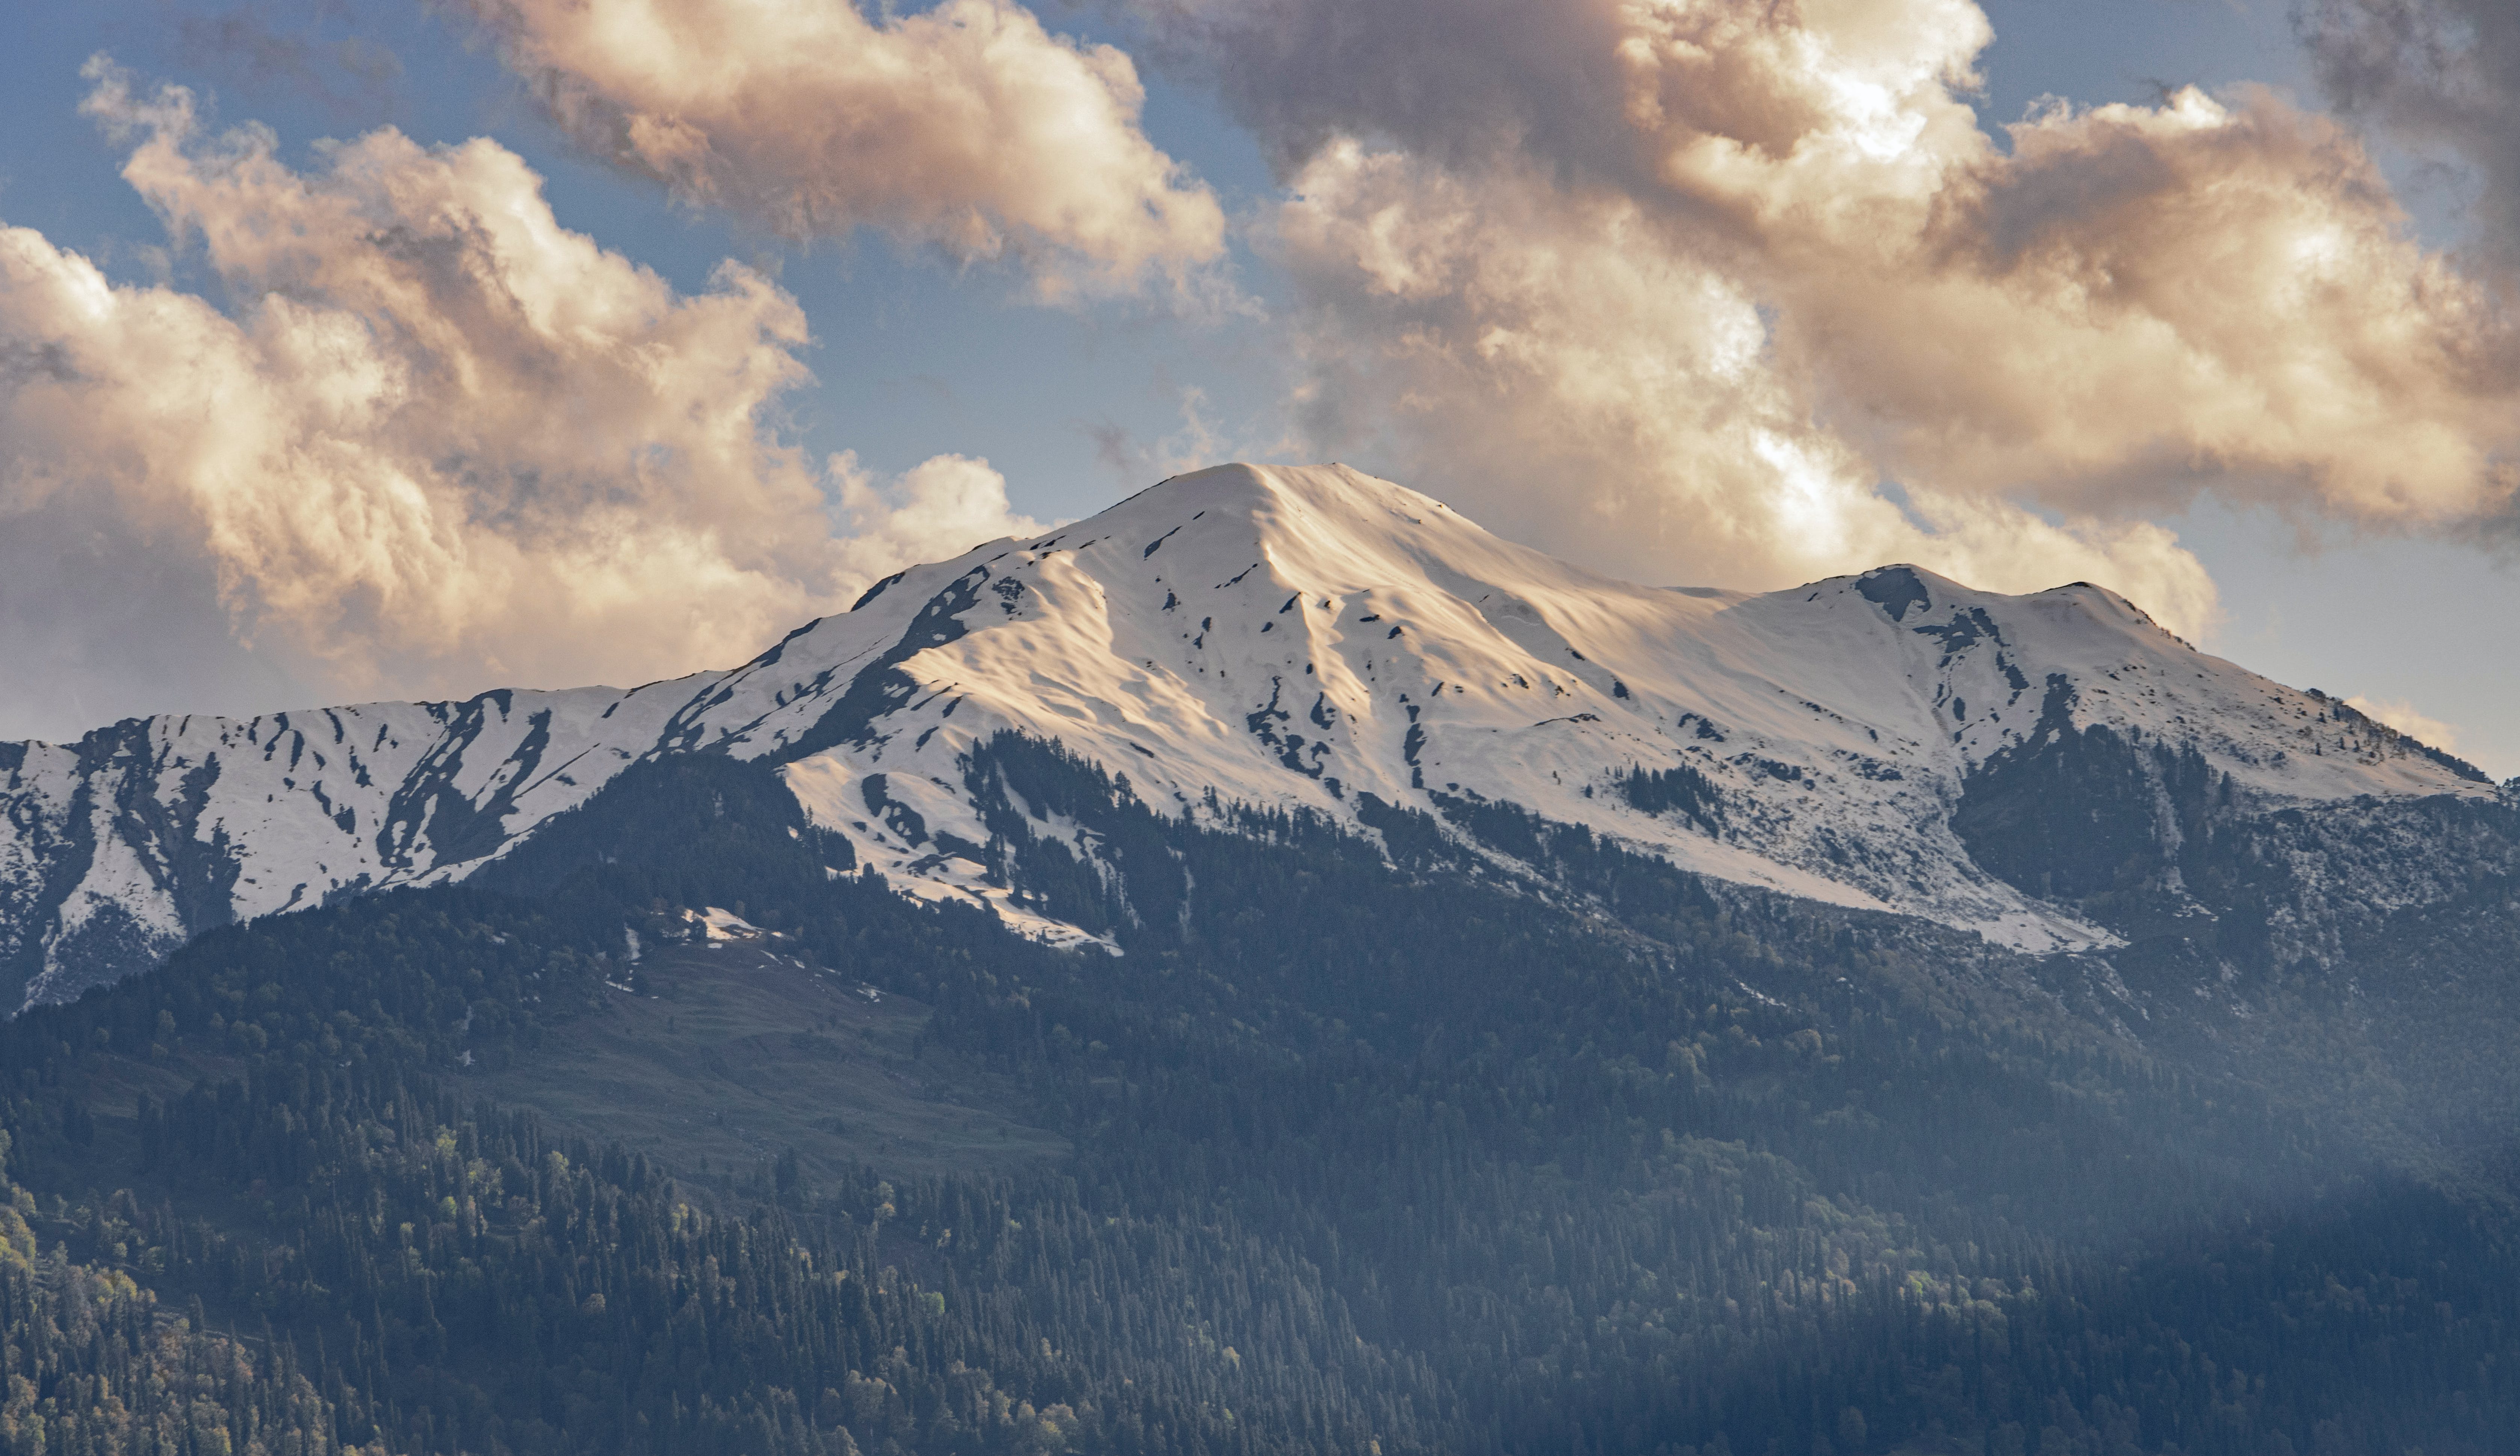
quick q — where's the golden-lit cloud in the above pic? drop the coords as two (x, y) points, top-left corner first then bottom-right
(832, 451), (1048, 584)
(462, 0), (1226, 297)
(1165, 0), (2520, 634)
(0, 63), (1044, 741)
(1274, 139), (2223, 634)
(17, 2), (2517, 737)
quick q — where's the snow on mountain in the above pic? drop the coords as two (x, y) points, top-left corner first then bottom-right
(712, 464), (2490, 953)
(0, 463), (2493, 1005)
(0, 681), (712, 1006)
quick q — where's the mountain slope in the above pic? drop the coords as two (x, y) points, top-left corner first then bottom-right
(730, 464), (2490, 953)
(0, 462), (2496, 1005)
(11, 727), (2520, 1456)
(0, 683), (712, 1005)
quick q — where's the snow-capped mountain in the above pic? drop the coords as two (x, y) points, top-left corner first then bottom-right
(0, 463), (2497, 1006)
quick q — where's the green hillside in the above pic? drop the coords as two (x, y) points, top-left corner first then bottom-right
(0, 745), (2515, 1456)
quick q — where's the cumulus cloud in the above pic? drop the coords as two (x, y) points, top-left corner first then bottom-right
(1152, 0), (2520, 633)
(0, 63), (1043, 743)
(1274, 139), (2221, 632)
(2345, 693), (2461, 751)
(460, 0), (1225, 297)
(832, 451), (1049, 583)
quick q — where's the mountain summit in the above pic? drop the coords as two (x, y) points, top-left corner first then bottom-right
(0, 463), (2494, 1006)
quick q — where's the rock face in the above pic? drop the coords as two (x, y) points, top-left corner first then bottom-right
(0, 463), (2501, 1006)
(0, 686), (706, 1006)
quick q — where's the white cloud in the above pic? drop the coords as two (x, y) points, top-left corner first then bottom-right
(0, 63), (1043, 742)
(1156, 0), (2520, 633)
(1274, 137), (2222, 634)
(2345, 693), (2462, 751)
(461, 0), (1226, 298)
(833, 452), (1051, 582)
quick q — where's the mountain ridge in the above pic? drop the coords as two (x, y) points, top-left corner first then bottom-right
(0, 462), (2500, 1007)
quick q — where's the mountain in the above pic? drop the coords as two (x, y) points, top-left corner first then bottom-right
(1, 463), (2502, 1009)
(9, 465), (2520, 1456)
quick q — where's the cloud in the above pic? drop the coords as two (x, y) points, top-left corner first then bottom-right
(174, 3), (406, 122)
(832, 452), (1050, 583)
(1274, 139), (2221, 632)
(0, 63), (1043, 743)
(459, 0), (1225, 298)
(1088, 386), (1232, 489)
(1152, 0), (2520, 633)
(1138, 0), (1644, 180)
(2345, 693), (2461, 751)
(2296, 0), (2520, 270)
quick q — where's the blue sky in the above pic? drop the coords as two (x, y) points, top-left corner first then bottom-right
(3, 0), (2515, 777)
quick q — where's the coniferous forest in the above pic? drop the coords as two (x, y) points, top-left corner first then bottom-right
(0, 740), (2516, 1456)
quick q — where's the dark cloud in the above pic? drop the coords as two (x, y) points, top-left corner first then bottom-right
(2296, 0), (2520, 269)
(1137, 0), (1642, 182)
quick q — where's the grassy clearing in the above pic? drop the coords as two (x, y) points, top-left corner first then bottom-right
(471, 936), (1069, 1184)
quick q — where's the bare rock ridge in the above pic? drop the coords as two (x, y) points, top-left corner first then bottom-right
(0, 462), (2499, 1007)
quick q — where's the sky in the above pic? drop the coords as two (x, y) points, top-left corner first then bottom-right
(2, 0), (2516, 779)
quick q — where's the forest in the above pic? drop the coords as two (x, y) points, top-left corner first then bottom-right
(0, 740), (2514, 1455)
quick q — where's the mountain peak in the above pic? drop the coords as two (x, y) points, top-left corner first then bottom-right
(0, 464), (2494, 1003)
(717, 466), (2485, 954)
